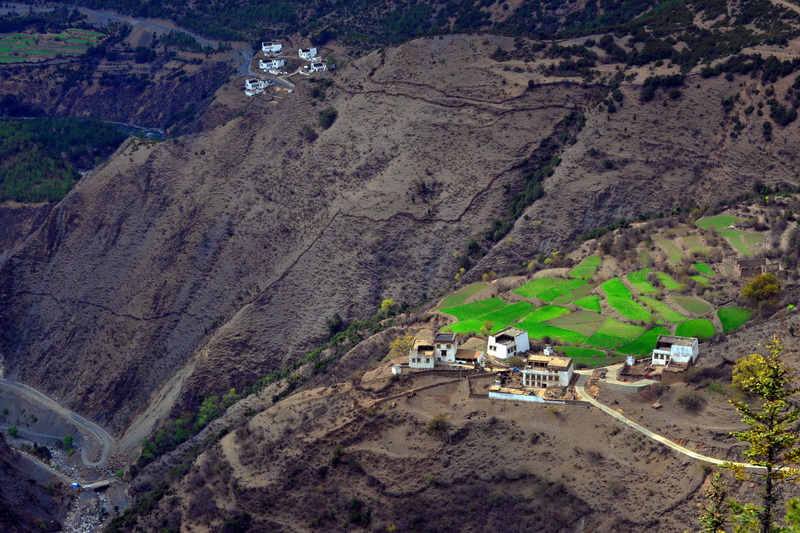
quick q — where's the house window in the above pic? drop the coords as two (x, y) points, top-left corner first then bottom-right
(425, 358), (430, 363)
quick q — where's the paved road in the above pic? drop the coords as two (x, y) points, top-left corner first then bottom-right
(75, 7), (218, 48)
(0, 379), (114, 467)
(239, 49), (296, 90)
(575, 375), (763, 471)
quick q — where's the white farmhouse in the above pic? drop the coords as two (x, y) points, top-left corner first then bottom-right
(259, 58), (285, 70)
(521, 354), (574, 388)
(309, 62), (327, 72)
(262, 41), (282, 54)
(487, 327), (530, 359)
(434, 332), (458, 362)
(243, 78), (271, 96)
(298, 47), (318, 60)
(651, 335), (699, 366)
(408, 330), (435, 370)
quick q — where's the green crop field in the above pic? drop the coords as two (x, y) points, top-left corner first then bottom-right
(717, 307), (753, 333)
(568, 256), (601, 280)
(600, 278), (632, 299)
(0, 57), (26, 63)
(523, 305), (571, 322)
(607, 296), (656, 322)
(537, 279), (587, 302)
(440, 298), (506, 321)
(638, 296), (687, 322)
(690, 275), (709, 285)
(672, 295), (712, 315)
(547, 310), (606, 335)
(574, 295), (602, 312)
(516, 321), (588, 345)
(719, 228), (746, 237)
(513, 277), (568, 298)
(696, 215), (741, 230)
(627, 268), (657, 294)
(676, 319), (716, 341)
(616, 326), (670, 356)
(655, 272), (683, 290)
(551, 282), (595, 305)
(682, 235), (708, 254)
(437, 282), (488, 308)
(441, 301), (533, 335)
(585, 319), (644, 350)
(728, 235), (752, 257)
(653, 235), (683, 263)
(555, 346), (622, 368)
(638, 250), (653, 267)
(694, 263), (715, 276)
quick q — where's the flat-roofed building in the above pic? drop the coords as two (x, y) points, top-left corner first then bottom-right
(409, 329), (435, 369)
(521, 354), (574, 388)
(652, 335), (699, 366)
(487, 327), (529, 359)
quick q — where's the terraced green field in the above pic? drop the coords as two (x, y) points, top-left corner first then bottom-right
(547, 310), (606, 335)
(440, 298), (506, 321)
(728, 235), (752, 257)
(743, 232), (765, 249)
(655, 272), (683, 290)
(638, 250), (653, 267)
(696, 215), (741, 230)
(690, 275), (709, 286)
(676, 319), (716, 341)
(719, 228), (746, 237)
(585, 319), (644, 350)
(442, 301), (533, 335)
(513, 278), (568, 298)
(626, 268), (657, 294)
(607, 296), (656, 322)
(638, 296), (686, 323)
(682, 235), (708, 254)
(717, 307), (753, 333)
(523, 305), (571, 322)
(574, 295), (602, 312)
(516, 321), (588, 345)
(537, 279), (587, 302)
(653, 235), (683, 263)
(551, 282), (596, 305)
(616, 326), (671, 356)
(555, 346), (622, 368)
(672, 295), (712, 315)
(600, 278), (632, 299)
(437, 282), (488, 308)
(694, 263), (715, 276)
(568, 256), (601, 280)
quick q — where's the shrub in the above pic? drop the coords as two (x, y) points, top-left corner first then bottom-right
(426, 414), (450, 435)
(319, 107), (338, 129)
(675, 390), (706, 413)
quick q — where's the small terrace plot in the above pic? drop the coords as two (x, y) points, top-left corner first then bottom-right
(717, 307), (752, 333)
(616, 326), (671, 356)
(523, 305), (571, 322)
(671, 295), (712, 315)
(655, 272), (682, 290)
(653, 235), (683, 263)
(437, 282), (488, 308)
(568, 256), (601, 280)
(638, 296), (686, 323)
(681, 235), (708, 254)
(513, 277), (567, 298)
(600, 278), (632, 299)
(695, 215), (741, 230)
(537, 279), (587, 302)
(694, 263), (715, 277)
(546, 310), (606, 335)
(607, 296), (656, 322)
(585, 319), (644, 350)
(441, 301), (532, 334)
(626, 268), (657, 294)
(440, 298), (505, 321)
(676, 319), (716, 341)
(574, 295), (602, 312)
(516, 321), (588, 345)
(551, 282), (596, 305)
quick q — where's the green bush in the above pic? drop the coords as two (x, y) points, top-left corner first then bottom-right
(319, 107), (338, 129)
(675, 390), (706, 413)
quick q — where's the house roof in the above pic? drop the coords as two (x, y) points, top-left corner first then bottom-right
(494, 327), (526, 338)
(738, 258), (769, 267)
(656, 334), (697, 346)
(455, 349), (482, 361)
(435, 332), (456, 343)
(526, 354), (572, 370)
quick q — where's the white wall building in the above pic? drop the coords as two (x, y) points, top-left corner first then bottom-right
(299, 47), (318, 60)
(309, 62), (327, 72)
(487, 327), (530, 359)
(434, 332), (458, 362)
(521, 354), (574, 388)
(409, 330), (435, 370)
(259, 58), (285, 70)
(651, 335), (699, 366)
(243, 78), (271, 96)
(262, 41), (282, 54)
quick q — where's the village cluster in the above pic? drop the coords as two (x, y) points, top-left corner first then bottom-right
(397, 326), (701, 404)
(243, 40), (330, 96)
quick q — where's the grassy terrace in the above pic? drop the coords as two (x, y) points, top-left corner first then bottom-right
(442, 302), (533, 334)
(694, 263), (715, 276)
(616, 326), (670, 356)
(695, 215), (741, 230)
(638, 296), (686, 322)
(568, 256), (601, 279)
(537, 279), (587, 302)
(600, 278), (632, 299)
(551, 282), (595, 305)
(718, 307), (753, 333)
(676, 319), (716, 341)
(547, 310), (605, 336)
(513, 277), (568, 298)
(585, 319), (643, 350)
(627, 268), (657, 294)
(437, 282), (488, 308)
(655, 272), (683, 290)
(671, 295), (713, 315)
(574, 295), (602, 312)
(440, 298), (505, 321)
(653, 234), (683, 263)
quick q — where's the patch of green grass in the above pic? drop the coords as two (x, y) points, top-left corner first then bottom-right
(695, 215), (741, 230)
(718, 228), (746, 237)
(638, 250), (653, 267)
(743, 232), (765, 250)
(516, 321), (588, 345)
(440, 298), (506, 321)
(671, 296), (712, 315)
(616, 326), (670, 356)
(568, 256), (601, 280)
(717, 307), (753, 333)
(0, 57), (26, 63)
(727, 235), (752, 257)
(676, 319), (716, 341)
(654, 272), (682, 290)
(437, 282), (488, 309)
(69, 29), (105, 36)
(694, 263), (715, 277)
(574, 295), (602, 312)
(682, 235), (708, 254)
(522, 305), (571, 322)
(556, 346), (606, 358)
(584, 319), (644, 350)
(638, 296), (687, 323)
(537, 279), (587, 302)
(627, 268), (657, 295)
(690, 275), (709, 285)
(600, 278), (632, 299)
(607, 296), (656, 322)
(652, 235), (683, 263)
(442, 302), (533, 335)
(513, 278), (568, 298)
(551, 282), (596, 305)
(547, 310), (606, 335)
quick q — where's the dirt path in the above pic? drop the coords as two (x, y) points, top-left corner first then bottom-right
(770, 0), (800, 15)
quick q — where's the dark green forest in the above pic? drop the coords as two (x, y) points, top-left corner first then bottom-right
(0, 118), (127, 202)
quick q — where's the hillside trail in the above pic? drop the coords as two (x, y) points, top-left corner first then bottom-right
(770, 0), (800, 15)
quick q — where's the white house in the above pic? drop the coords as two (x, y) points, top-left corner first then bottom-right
(487, 327), (530, 359)
(309, 62), (327, 72)
(259, 58), (285, 70)
(434, 332), (458, 362)
(262, 41), (282, 54)
(409, 330), (435, 370)
(651, 335), (699, 366)
(243, 78), (271, 96)
(521, 354), (574, 388)
(299, 47), (318, 60)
